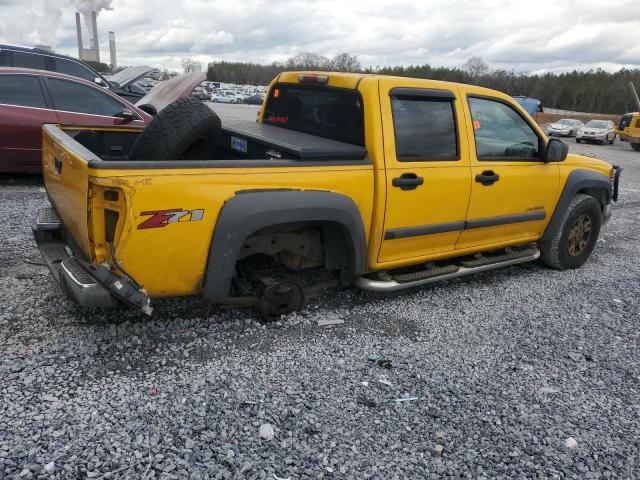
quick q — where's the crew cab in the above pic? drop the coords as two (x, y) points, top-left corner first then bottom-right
(33, 72), (621, 319)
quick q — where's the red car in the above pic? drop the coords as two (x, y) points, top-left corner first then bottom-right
(0, 68), (205, 172)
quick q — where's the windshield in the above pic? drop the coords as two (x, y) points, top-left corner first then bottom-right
(263, 83), (364, 146)
(557, 119), (575, 125)
(585, 120), (609, 129)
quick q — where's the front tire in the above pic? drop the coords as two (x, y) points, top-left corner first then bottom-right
(632, 143), (640, 152)
(541, 194), (602, 270)
(575, 138), (581, 143)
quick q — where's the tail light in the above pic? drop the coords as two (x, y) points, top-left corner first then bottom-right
(298, 74), (328, 85)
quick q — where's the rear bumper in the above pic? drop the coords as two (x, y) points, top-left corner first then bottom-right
(33, 207), (152, 314)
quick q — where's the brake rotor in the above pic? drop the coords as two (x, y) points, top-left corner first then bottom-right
(257, 280), (304, 321)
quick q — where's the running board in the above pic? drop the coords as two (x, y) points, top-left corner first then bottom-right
(355, 248), (540, 292)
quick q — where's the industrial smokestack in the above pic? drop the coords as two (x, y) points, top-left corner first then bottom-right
(629, 82), (640, 112)
(91, 11), (100, 63)
(75, 12), (83, 58)
(108, 31), (117, 73)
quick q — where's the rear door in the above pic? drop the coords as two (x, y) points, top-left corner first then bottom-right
(378, 78), (471, 263)
(455, 94), (559, 250)
(0, 74), (57, 171)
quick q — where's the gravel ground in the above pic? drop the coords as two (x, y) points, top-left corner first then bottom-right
(1, 140), (639, 479)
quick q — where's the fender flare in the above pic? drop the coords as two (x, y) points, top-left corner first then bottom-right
(540, 169), (611, 246)
(202, 190), (367, 303)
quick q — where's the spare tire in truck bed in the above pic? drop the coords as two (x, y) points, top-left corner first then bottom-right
(128, 97), (221, 160)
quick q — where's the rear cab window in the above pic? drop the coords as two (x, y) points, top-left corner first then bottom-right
(262, 83), (364, 146)
(390, 89), (458, 161)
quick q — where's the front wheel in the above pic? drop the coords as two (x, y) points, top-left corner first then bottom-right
(541, 194), (602, 270)
(632, 142), (640, 152)
(575, 138), (581, 143)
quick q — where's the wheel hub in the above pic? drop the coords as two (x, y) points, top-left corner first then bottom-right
(257, 280), (304, 321)
(567, 214), (592, 257)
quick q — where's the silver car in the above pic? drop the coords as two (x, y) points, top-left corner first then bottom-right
(547, 118), (583, 137)
(576, 120), (616, 145)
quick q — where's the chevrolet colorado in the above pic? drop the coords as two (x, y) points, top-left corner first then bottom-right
(33, 71), (621, 319)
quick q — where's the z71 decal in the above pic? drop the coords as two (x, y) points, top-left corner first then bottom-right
(137, 209), (204, 229)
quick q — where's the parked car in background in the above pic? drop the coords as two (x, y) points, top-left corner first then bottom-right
(576, 120), (616, 145)
(0, 68), (205, 172)
(0, 44), (151, 103)
(547, 118), (583, 137)
(512, 96), (543, 116)
(103, 65), (158, 100)
(211, 92), (236, 103)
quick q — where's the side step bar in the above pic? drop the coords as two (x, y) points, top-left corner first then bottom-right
(355, 248), (540, 292)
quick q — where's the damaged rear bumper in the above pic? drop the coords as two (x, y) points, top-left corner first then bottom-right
(33, 206), (152, 315)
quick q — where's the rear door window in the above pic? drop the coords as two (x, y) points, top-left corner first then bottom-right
(263, 83), (364, 146)
(54, 58), (97, 82)
(10, 51), (48, 70)
(391, 95), (458, 161)
(0, 75), (46, 108)
(46, 78), (125, 117)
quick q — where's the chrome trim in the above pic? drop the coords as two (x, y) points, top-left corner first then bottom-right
(59, 261), (117, 308)
(355, 249), (540, 292)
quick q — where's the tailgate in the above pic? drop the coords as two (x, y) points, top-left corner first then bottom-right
(42, 124), (98, 258)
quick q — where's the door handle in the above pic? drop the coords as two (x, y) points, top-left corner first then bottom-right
(392, 172), (424, 191)
(475, 170), (500, 186)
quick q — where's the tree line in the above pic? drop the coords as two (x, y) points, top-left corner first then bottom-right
(203, 53), (640, 115)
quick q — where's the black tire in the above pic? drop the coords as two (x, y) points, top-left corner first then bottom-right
(575, 138), (581, 143)
(631, 143), (640, 152)
(541, 194), (602, 270)
(609, 135), (615, 145)
(128, 97), (221, 161)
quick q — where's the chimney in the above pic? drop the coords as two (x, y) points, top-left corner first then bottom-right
(108, 31), (117, 73)
(75, 12), (83, 58)
(91, 11), (100, 63)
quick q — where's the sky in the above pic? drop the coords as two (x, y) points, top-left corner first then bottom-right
(0, 0), (639, 74)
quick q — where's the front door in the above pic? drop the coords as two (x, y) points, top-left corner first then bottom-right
(378, 79), (471, 264)
(44, 76), (147, 128)
(455, 95), (560, 250)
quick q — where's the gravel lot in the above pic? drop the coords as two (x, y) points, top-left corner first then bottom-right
(1, 138), (639, 479)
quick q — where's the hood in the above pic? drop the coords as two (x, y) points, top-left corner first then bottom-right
(581, 126), (607, 132)
(564, 154), (612, 174)
(108, 66), (158, 88)
(135, 72), (206, 112)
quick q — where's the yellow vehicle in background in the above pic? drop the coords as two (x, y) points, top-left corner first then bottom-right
(616, 82), (640, 152)
(34, 71), (621, 319)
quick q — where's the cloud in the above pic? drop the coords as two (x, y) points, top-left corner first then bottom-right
(0, 0), (638, 73)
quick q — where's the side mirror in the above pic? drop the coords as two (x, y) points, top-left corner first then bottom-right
(115, 108), (135, 122)
(545, 138), (568, 163)
(95, 77), (107, 88)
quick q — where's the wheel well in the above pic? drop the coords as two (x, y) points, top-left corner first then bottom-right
(239, 221), (357, 282)
(577, 187), (609, 211)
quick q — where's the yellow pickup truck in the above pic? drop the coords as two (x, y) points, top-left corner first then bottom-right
(34, 71), (621, 319)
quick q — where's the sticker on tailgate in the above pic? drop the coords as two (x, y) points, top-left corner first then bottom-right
(230, 136), (248, 153)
